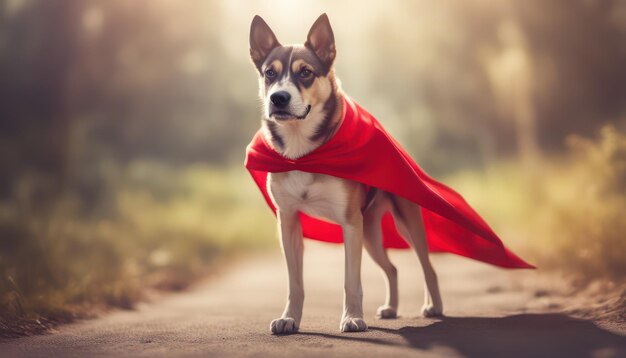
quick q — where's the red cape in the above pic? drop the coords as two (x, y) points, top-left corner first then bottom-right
(245, 96), (534, 269)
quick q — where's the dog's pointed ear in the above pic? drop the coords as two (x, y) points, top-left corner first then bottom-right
(305, 13), (336, 71)
(250, 15), (280, 72)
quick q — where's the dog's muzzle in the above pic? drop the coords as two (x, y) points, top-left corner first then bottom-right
(270, 105), (311, 121)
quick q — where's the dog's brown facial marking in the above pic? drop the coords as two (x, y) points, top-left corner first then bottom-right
(259, 46), (330, 95)
(260, 47), (291, 88)
(249, 14), (342, 159)
(291, 59), (319, 89)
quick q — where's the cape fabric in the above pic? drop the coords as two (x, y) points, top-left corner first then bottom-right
(245, 96), (534, 269)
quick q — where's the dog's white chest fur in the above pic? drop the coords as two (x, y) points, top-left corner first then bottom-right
(267, 171), (349, 223)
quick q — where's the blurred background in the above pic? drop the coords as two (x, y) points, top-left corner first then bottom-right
(1, 0), (625, 335)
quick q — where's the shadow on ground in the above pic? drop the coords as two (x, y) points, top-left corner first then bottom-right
(300, 314), (626, 358)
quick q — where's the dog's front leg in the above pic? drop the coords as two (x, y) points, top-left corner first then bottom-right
(340, 214), (368, 332)
(270, 210), (304, 334)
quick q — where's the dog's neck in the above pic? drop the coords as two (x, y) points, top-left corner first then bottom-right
(261, 90), (344, 160)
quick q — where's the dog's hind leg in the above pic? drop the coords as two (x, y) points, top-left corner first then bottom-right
(363, 197), (398, 319)
(270, 210), (304, 334)
(392, 195), (444, 317)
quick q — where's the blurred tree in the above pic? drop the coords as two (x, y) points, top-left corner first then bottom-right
(0, 0), (83, 201)
(484, 19), (541, 167)
(355, 0), (625, 173)
(0, 0), (624, 191)
(515, 0), (626, 151)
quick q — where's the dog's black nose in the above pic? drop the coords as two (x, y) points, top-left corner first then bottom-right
(270, 91), (291, 108)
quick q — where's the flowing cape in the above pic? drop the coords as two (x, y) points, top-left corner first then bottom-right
(245, 96), (534, 269)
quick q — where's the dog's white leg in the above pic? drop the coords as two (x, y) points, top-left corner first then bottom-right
(340, 214), (368, 332)
(363, 208), (398, 319)
(270, 210), (304, 334)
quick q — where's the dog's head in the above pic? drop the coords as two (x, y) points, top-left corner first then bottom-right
(249, 14), (338, 123)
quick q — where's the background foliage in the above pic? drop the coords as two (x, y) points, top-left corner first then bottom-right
(0, 0), (624, 335)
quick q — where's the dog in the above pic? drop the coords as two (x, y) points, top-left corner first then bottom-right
(249, 13), (443, 334)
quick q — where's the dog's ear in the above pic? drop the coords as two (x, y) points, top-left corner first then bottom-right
(305, 13), (336, 71)
(250, 15), (280, 72)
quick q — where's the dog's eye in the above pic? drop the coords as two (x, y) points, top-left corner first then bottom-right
(265, 69), (277, 78)
(299, 68), (312, 78)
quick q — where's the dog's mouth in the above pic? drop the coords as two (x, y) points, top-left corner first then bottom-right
(270, 105), (311, 121)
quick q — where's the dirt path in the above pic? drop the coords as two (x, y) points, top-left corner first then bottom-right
(2, 242), (625, 357)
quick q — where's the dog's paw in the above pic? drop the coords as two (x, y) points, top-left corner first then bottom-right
(421, 303), (443, 318)
(340, 316), (368, 332)
(376, 305), (398, 319)
(270, 317), (299, 335)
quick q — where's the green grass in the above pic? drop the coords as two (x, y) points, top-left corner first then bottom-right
(446, 125), (626, 281)
(0, 163), (277, 336)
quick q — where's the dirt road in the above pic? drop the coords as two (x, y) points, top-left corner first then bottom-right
(2, 242), (625, 357)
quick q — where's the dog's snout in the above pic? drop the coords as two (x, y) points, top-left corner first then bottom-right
(270, 91), (291, 108)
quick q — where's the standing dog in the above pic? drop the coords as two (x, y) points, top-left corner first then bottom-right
(249, 14), (443, 334)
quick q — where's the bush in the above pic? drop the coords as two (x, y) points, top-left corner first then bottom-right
(0, 163), (276, 336)
(447, 125), (626, 280)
